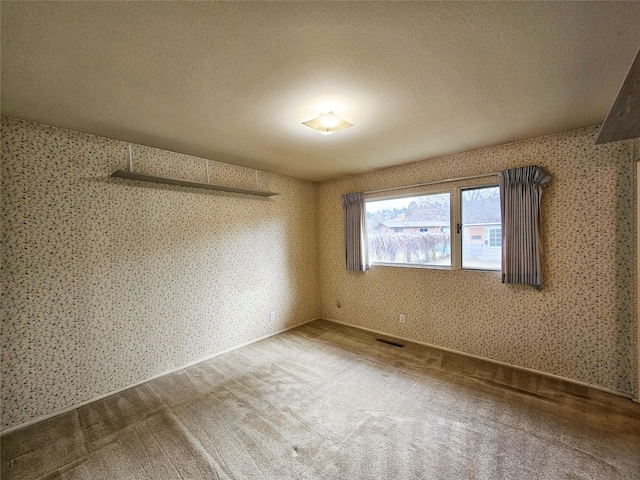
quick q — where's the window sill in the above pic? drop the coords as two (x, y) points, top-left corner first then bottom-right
(369, 262), (501, 273)
(462, 267), (501, 273)
(369, 262), (453, 270)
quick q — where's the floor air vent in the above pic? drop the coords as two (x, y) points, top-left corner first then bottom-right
(376, 338), (404, 348)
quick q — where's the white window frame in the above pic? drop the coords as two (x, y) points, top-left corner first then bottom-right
(487, 227), (502, 248)
(458, 184), (501, 271)
(366, 190), (454, 270)
(365, 184), (500, 272)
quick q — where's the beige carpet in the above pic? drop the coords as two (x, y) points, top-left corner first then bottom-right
(2, 319), (640, 479)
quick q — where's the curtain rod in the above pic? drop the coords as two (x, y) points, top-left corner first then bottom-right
(364, 171), (501, 195)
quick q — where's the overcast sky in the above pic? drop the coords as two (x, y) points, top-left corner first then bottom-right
(366, 194), (449, 214)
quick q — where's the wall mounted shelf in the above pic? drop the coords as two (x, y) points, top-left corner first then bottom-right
(111, 170), (279, 197)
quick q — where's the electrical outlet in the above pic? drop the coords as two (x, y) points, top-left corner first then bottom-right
(270, 311), (275, 321)
(399, 314), (406, 323)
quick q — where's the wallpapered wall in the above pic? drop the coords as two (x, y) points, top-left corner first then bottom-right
(318, 126), (637, 398)
(1, 117), (320, 431)
(1, 118), (637, 431)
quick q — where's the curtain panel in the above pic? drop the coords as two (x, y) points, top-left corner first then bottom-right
(499, 166), (551, 288)
(341, 192), (369, 272)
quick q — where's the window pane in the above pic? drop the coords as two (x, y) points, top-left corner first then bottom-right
(366, 193), (451, 267)
(461, 186), (501, 270)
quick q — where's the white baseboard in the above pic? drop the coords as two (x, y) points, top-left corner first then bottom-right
(323, 317), (637, 402)
(0, 317), (320, 436)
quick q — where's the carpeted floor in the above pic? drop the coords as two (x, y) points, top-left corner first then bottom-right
(2, 319), (640, 479)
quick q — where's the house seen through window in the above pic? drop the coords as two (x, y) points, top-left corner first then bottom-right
(365, 186), (501, 270)
(460, 186), (501, 270)
(366, 192), (452, 267)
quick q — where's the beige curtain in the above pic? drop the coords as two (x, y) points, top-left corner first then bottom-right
(499, 166), (551, 288)
(341, 192), (369, 272)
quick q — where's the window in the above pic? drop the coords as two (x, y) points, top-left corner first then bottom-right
(460, 186), (501, 270)
(366, 192), (451, 267)
(488, 227), (502, 247)
(365, 185), (501, 271)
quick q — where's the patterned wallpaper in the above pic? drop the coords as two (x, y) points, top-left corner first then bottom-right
(318, 126), (637, 398)
(1, 117), (320, 431)
(1, 118), (637, 432)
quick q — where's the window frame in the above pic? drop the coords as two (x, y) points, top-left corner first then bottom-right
(458, 184), (501, 272)
(365, 183), (500, 272)
(488, 227), (502, 248)
(366, 189), (454, 269)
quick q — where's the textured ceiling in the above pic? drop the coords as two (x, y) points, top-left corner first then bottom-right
(2, 2), (640, 181)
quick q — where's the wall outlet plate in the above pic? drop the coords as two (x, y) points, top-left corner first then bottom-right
(270, 311), (275, 321)
(399, 314), (406, 323)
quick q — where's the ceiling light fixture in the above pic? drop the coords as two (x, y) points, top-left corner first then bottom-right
(302, 111), (353, 135)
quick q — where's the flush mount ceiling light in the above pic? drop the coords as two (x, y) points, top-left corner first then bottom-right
(302, 111), (353, 135)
